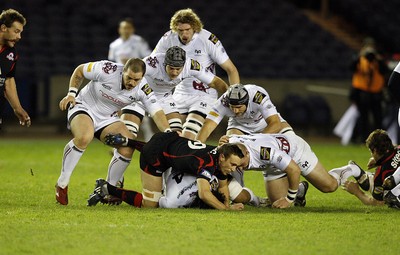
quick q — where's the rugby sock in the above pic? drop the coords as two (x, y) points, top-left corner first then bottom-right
(106, 149), (131, 186)
(107, 184), (142, 207)
(328, 165), (353, 185)
(57, 139), (85, 188)
(391, 184), (400, 196)
(243, 187), (259, 206)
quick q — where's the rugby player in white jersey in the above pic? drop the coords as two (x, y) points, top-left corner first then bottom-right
(221, 133), (370, 208)
(121, 46), (228, 137)
(55, 58), (171, 205)
(108, 18), (151, 64)
(152, 8), (239, 140)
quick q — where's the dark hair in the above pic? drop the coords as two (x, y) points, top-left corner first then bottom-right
(121, 17), (134, 28)
(124, 58), (146, 74)
(366, 129), (394, 156)
(217, 143), (245, 159)
(0, 9), (26, 27)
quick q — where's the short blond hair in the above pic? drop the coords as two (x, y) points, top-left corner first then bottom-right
(170, 8), (203, 33)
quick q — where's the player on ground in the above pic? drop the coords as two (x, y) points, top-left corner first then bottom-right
(220, 133), (370, 208)
(342, 129), (400, 209)
(88, 131), (245, 210)
(121, 46), (228, 137)
(152, 8), (239, 140)
(0, 9), (31, 128)
(55, 58), (170, 205)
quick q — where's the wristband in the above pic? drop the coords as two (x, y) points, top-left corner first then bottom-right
(286, 188), (298, 202)
(67, 87), (78, 97)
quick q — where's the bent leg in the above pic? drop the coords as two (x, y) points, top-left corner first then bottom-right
(305, 161), (338, 193)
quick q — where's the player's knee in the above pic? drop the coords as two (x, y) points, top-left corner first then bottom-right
(73, 135), (93, 148)
(318, 177), (338, 193)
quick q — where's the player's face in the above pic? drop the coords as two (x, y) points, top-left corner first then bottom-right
(176, 23), (194, 45)
(166, 65), (184, 79)
(118, 21), (134, 40)
(229, 104), (247, 117)
(0, 22), (23, 47)
(122, 69), (143, 90)
(218, 154), (243, 175)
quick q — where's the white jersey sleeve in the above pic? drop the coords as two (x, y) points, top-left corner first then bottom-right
(136, 77), (163, 116)
(246, 85), (279, 120)
(205, 94), (231, 124)
(186, 59), (215, 85)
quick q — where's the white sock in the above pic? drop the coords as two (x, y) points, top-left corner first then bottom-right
(328, 165), (352, 185)
(243, 187), (259, 206)
(106, 149), (131, 185)
(391, 167), (400, 185)
(391, 183), (400, 196)
(57, 139), (85, 188)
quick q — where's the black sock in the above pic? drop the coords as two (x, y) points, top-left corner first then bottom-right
(107, 184), (142, 207)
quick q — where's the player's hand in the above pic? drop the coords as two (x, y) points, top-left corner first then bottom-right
(367, 157), (377, 169)
(59, 95), (76, 111)
(272, 197), (292, 209)
(14, 108), (31, 127)
(342, 180), (360, 195)
(229, 203), (244, 210)
(218, 135), (230, 146)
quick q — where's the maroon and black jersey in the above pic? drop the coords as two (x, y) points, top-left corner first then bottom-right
(0, 46), (18, 117)
(372, 146), (400, 200)
(140, 132), (227, 181)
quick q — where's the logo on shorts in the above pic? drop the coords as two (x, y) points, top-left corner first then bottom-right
(102, 62), (118, 74)
(260, 147), (271, 160)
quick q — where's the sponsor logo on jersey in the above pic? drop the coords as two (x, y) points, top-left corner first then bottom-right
(199, 169), (212, 179)
(253, 91), (266, 104)
(190, 59), (201, 71)
(99, 90), (125, 106)
(209, 111), (219, 117)
(6, 52), (14, 61)
(87, 62), (94, 72)
(194, 49), (201, 55)
(390, 150), (400, 169)
(147, 56), (159, 68)
(260, 147), (271, 160)
(208, 34), (219, 44)
(141, 83), (153, 95)
(102, 62), (118, 74)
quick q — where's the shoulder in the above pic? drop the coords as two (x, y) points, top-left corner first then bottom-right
(109, 38), (122, 48)
(144, 54), (163, 69)
(246, 85), (269, 104)
(1, 46), (18, 60)
(199, 29), (221, 45)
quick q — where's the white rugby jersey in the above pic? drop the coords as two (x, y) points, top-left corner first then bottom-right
(143, 53), (215, 96)
(108, 35), (152, 64)
(153, 29), (230, 96)
(228, 133), (294, 172)
(77, 60), (161, 116)
(206, 84), (284, 125)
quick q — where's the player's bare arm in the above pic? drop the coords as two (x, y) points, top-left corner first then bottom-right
(218, 179), (230, 207)
(59, 64), (85, 111)
(4, 77), (31, 127)
(219, 59), (240, 85)
(343, 180), (385, 206)
(197, 178), (242, 210)
(151, 110), (172, 132)
(209, 76), (229, 95)
(262, 114), (284, 134)
(196, 118), (218, 143)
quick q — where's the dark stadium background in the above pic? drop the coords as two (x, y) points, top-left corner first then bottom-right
(1, 0), (399, 139)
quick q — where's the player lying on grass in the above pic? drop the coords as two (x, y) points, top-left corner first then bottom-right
(342, 129), (400, 209)
(88, 131), (247, 210)
(218, 132), (373, 208)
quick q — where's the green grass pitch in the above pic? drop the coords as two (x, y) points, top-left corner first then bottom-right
(0, 137), (398, 255)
